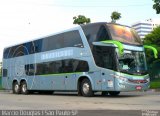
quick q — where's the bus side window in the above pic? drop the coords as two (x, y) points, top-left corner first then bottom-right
(74, 60), (89, 72)
(24, 42), (35, 54)
(96, 25), (110, 41)
(63, 30), (84, 48)
(25, 64), (35, 76)
(3, 69), (8, 77)
(61, 60), (73, 73)
(3, 48), (10, 59)
(34, 39), (42, 53)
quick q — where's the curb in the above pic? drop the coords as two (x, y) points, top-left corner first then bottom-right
(148, 89), (160, 92)
(0, 89), (11, 92)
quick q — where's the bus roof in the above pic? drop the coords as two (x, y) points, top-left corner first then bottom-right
(3, 22), (133, 49)
(3, 25), (81, 49)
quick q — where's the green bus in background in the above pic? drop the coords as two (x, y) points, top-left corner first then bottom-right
(2, 22), (158, 97)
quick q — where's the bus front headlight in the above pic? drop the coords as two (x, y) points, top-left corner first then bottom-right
(146, 78), (150, 83)
(118, 76), (128, 82)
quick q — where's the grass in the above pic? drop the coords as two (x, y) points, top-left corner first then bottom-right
(0, 85), (2, 90)
(150, 78), (160, 89)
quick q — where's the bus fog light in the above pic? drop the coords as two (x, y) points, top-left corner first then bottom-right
(118, 76), (127, 82)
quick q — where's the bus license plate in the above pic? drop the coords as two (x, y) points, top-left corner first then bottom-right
(136, 86), (142, 90)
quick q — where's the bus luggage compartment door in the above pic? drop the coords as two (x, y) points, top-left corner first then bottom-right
(65, 74), (76, 90)
(101, 69), (115, 91)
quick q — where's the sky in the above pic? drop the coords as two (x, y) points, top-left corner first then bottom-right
(0, 0), (159, 61)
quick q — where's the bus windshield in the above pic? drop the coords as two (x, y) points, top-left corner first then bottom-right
(118, 50), (148, 75)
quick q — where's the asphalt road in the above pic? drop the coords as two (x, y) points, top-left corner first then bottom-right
(0, 90), (160, 116)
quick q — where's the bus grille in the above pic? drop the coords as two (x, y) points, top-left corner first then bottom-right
(128, 79), (148, 84)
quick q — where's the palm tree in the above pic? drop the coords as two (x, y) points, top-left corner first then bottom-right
(73, 15), (91, 25)
(111, 11), (121, 23)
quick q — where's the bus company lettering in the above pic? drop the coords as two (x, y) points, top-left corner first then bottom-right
(41, 49), (73, 60)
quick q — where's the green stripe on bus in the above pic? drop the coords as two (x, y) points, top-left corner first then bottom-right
(38, 72), (83, 76)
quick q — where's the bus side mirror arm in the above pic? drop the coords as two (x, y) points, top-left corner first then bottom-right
(101, 40), (124, 56)
(144, 45), (158, 59)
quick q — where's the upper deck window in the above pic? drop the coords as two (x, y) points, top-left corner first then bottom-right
(42, 30), (83, 52)
(3, 30), (83, 59)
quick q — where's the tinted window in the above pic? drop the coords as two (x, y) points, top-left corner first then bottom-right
(24, 42), (35, 54)
(34, 39), (43, 53)
(93, 46), (117, 70)
(4, 42), (35, 59)
(25, 64), (35, 76)
(3, 30), (83, 59)
(25, 59), (89, 76)
(42, 34), (64, 52)
(12, 45), (24, 57)
(63, 31), (83, 48)
(3, 69), (7, 77)
(8, 46), (17, 58)
(73, 60), (89, 72)
(61, 60), (73, 73)
(82, 23), (110, 49)
(42, 30), (83, 52)
(3, 48), (10, 59)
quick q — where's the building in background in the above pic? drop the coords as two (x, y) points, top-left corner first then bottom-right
(132, 18), (160, 40)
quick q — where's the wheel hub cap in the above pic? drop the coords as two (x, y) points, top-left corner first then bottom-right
(83, 83), (90, 94)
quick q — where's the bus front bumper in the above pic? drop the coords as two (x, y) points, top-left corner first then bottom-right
(116, 80), (150, 91)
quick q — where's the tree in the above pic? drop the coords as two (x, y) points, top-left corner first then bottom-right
(144, 26), (160, 50)
(153, 0), (160, 14)
(0, 62), (2, 75)
(144, 26), (160, 62)
(73, 15), (91, 25)
(111, 11), (121, 23)
(144, 26), (160, 79)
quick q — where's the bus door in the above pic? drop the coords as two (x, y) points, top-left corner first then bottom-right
(63, 60), (76, 90)
(49, 60), (66, 90)
(64, 73), (76, 90)
(93, 45), (116, 91)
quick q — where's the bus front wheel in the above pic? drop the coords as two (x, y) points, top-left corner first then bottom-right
(12, 81), (21, 94)
(21, 81), (29, 95)
(81, 78), (94, 97)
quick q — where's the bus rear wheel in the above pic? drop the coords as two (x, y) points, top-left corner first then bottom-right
(13, 81), (21, 94)
(81, 78), (94, 97)
(108, 91), (120, 96)
(21, 81), (29, 95)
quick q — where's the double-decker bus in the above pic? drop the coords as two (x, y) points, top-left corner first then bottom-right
(2, 22), (158, 97)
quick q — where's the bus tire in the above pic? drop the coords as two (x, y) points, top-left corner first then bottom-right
(108, 91), (120, 96)
(12, 81), (21, 94)
(20, 81), (29, 95)
(81, 78), (94, 97)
